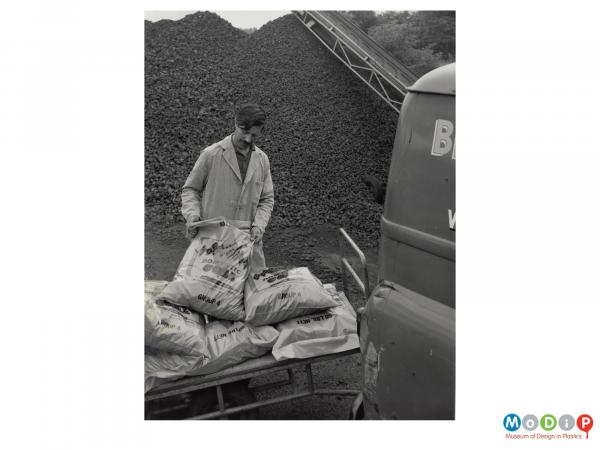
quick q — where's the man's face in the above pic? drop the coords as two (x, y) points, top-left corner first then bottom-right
(232, 125), (263, 151)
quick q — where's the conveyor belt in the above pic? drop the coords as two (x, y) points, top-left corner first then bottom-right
(293, 10), (418, 113)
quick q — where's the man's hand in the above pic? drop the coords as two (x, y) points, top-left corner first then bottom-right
(186, 216), (200, 240)
(250, 226), (263, 242)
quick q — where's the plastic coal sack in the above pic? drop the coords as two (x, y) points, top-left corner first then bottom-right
(271, 285), (359, 361)
(159, 217), (254, 320)
(244, 267), (339, 326)
(144, 280), (208, 356)
(145, 320), (279, 392)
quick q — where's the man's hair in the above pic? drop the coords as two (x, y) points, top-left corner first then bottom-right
(236, 104), (266, 129)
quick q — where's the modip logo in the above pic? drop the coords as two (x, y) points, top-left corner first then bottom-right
(503, 413), (593, 440)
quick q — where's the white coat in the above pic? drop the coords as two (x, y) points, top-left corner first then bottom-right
(181, 135), (274, 269)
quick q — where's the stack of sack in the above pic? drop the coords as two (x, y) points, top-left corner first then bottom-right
(144, 218), (358, 392)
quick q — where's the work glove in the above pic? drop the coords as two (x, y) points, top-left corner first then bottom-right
(250, 226), (263, 242)
(186, 216), (200, 240)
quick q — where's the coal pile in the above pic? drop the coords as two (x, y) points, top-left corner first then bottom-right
(145, 13), (247, 223)
(222, 15), (397, 247)
(145, 12), (398, 248)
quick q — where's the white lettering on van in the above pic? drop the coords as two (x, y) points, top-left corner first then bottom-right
(448, 209), (456, 230)
(431, 119), (455, 160)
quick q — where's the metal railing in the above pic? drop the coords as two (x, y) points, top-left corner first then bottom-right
(338, 227), (370, 303)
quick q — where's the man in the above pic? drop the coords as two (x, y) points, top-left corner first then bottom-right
(181, 104), (274, 269)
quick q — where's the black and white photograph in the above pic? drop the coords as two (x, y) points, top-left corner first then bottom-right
(4, 0), (600, 447)
(143, 9), (456, 420)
